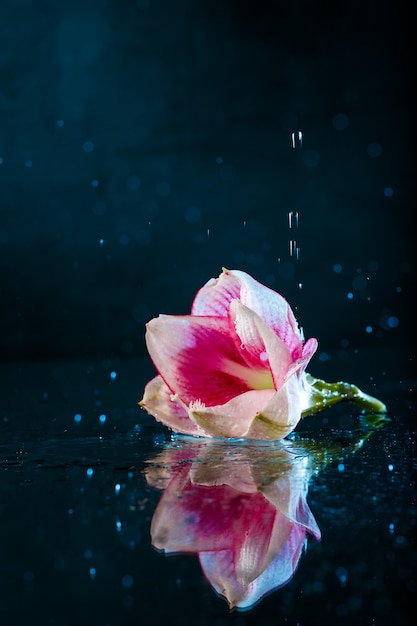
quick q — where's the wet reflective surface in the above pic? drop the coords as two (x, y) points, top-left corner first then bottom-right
(1, 356), (416, 625)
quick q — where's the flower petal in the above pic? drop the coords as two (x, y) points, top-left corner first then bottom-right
(229, 299), (292, 390)
(189, 389), (276, 438)
(145, 314), (267, 407)
(192, 269), (305, 358)
(140, 375), (206, 437)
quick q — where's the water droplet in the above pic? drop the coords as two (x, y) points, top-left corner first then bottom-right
(243, 220), (246, 228)
(89, 567), (96, 579)
(298, 282), (303, 289)
(338, 463), (345, 472)
(86, 468), (94, 478)
(347, 292), (353, 300)
(74, 413), (82, 423)
(122, 575), (134, 589)
(289, 240), (298, 257)
(99, 414), (107, 424)
(333, 263), (343, 273)
(367, 142), (382, 158)
(83, 141), (94, 153)
(288, 211), (299, 229)
(291, 130), (303, 149)
(388, 463), (394, 471)
(99, 238), (104, 246)
(116, 520), (122, 532)
(332, 113), (349, 130)
(207, 228), (210, 239)
(389, 522), (394, 534)
(366, 326), (373, 334)
(110, 371), (117, 381)
(115, 483), (121, 495)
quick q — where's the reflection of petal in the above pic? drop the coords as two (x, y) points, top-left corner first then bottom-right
(200, 522), (306, 609)
(146, 437), (321, 611)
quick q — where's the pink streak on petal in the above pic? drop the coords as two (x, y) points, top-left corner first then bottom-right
(145, 315), (258, 407)
(140, 375), (206, 437)
(191, 271), (241, 317)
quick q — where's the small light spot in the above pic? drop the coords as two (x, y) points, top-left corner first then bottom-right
(387, 316), (399, 328)
(216, 156), (223, 164)
(86, 468), (94, 478)
(347, 292), (353, 300)
(259, 351), (269, 362)
(110, 371), (117, 381)
(126, 175), (141, 191)
(116, 520), (122, 532)
(366, 326), (373, 334)
(122, 575), (134, 589)
(115, 483), (121, 494)
(384, 186), (393, 197)
(388, 463), (394, 471)
(333, 263), (342, 273)
(367, 142), (382, 158)
(319, 352), (330, 362)
(184, 206), (201, 224)
(91, 179), (99, 188)
(83, 141), (94, 153)
(74, 413), (82, 423)
(119, 234), (130, 245)
(332, 113), (349, 130)
(67, 508), (74, 515)
(338, 463), (345, 472)
(99, 414), (107, 424)
(89, 567), (96, 579)
(389, 522), (394, 533)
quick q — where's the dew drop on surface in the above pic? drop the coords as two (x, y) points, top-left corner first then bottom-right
(288, 211), (299, 229)
(291, 130), (303, 149)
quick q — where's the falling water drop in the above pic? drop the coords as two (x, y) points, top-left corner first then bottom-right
(289, 240), (298, 257)
(288, 211), (299, 229)
(291, 131), (303, 150)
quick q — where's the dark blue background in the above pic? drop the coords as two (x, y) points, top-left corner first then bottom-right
(0, 0), (414, 366)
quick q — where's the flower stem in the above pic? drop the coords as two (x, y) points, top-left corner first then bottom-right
(302, 374), (387, 418)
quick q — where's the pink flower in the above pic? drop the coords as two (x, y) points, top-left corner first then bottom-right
(145, 439), (321, 610)
(140, 269), (318, 440)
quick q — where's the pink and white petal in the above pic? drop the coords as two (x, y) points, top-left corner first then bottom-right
(260, 475), (321, 540)
(189, 389), (276, 439)
(227, 269), (304, 358)
(145, 314), (257, 407)
(229, 299), (292, 390)
(231, 524), (307, 610)
(140, 375), (206, 437)
(191, 269), (242, 317)
(243, 375), (305, 440)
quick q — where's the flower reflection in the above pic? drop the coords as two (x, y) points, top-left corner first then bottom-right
(145, 437), (325, 610)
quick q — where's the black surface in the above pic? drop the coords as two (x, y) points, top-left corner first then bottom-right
(1, 354), (416, 625)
